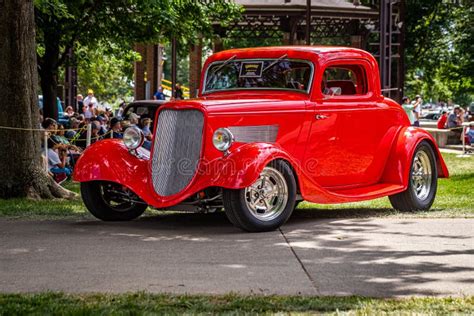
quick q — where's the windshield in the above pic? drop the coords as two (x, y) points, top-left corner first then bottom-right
(203, 59), (313, 94)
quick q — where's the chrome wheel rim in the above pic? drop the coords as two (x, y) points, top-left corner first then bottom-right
(244, 167), (288, 221)
(411, 151), (432, 201)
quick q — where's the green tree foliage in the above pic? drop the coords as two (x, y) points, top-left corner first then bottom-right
(75, 43), (139, 104)
(34, 0), (241, 119)
(404, 0), (473, 105)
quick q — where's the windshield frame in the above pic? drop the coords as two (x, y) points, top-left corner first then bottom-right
(202, 58), (315, 95)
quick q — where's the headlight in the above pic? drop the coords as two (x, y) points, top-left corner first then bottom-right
(213, 128), (234, 152)
(123, 126), (144, 150)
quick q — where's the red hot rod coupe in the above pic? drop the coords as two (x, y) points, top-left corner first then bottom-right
(74, 46), (449, 232)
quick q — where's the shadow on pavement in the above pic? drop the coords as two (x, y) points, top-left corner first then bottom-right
(57, 208), (474, 296)
(278, 218), (474, 297)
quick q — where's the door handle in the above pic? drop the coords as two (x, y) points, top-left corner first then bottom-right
(315, 114), (328, 120)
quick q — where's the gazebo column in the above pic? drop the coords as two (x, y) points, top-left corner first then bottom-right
(189, 38), (203, 98)
(134, 44), (146, 101)
(146, 44), (159, 99)
(213, 37), (224, 53)
(350, 35), (363, 48)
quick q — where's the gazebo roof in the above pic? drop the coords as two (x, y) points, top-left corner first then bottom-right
(234, 0), (377, 19)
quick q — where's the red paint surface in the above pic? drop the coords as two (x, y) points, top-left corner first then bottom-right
(73, 46), (448, 207)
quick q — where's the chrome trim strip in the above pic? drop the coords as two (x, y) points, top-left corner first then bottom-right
(228, 125), (279, 143)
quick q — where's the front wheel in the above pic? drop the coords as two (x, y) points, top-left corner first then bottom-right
(223, 160), (297, 232)
(81, 181), (147, 221)
(389, 141), (438, 212)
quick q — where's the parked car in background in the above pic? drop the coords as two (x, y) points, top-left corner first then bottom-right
(38, 95), (68, 125)
(122, 100), (167, 124)
(74, 46), (449, 232)
(421, 112), (442, 121)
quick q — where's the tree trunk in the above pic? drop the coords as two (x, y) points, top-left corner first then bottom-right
(39, 65), (59, 120)
(38, 41), (60, 120)
(0, 0), (75, 200)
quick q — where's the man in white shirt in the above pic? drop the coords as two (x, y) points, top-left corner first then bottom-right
(83, 89), (98, 108)
(412, 95), (422, 127)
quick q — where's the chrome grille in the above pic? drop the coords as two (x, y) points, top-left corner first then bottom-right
(151, 109), (204, 196)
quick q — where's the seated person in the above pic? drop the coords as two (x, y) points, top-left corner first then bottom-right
(447, 107), (463, 129)
(447, 107), (464, 143)
(140, 118), (153, 150)
(141, 118), (153, 141)
(128, 113), (140, 126)
(466, 123), (474, 146)
(75, 121), (101, 149)
(54, 124), (70, 145)
(64, 106), (75, 118)
(110, 117), (123, 139)
(65, 118), (80, 139)
(42, 117), (57, 132)
(46, 138), (72, 183)
(437, 111), (448, 129)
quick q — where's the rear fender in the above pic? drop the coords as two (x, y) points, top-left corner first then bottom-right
(381, 127), (449, 187)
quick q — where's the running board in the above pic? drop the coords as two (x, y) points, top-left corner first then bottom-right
(329, 183), (405, 201)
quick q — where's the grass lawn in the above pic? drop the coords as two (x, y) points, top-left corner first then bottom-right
(298, 152), (474, 218)
(0, 153), (472, 219)
(0, 293), (472, 315)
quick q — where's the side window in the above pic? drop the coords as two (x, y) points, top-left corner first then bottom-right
(321, 64), (368, 96)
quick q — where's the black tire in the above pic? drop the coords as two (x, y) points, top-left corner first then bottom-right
(223, 160), (297, 232)
(389, 141), (438, 212)
(81, 181), (147, 221)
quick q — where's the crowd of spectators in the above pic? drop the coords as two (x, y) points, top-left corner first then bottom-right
(436, 103), (473, 145)
(402, 96), (473, 146)
(40, 90), (153, 184)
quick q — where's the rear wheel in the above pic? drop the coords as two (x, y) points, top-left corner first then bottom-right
(81, 181), (147, 221)
(223, 160), (296, 232)
(389, 141), (438, 212)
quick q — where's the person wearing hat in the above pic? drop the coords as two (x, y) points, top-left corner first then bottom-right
(110, 117), (123, 139)
(83, 89), (98, 107)
(128, 112), (140, 126)
(75, 120), (102, 149)
(95, 115), (108, 136)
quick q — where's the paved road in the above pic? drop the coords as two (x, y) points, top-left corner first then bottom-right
(1, 212), (473, 297)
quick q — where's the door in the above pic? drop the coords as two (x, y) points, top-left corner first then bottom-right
(303, 60), (395, 188)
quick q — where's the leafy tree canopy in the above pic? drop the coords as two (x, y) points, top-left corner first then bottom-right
(404, 0), (473, 105)
(34, 0), (242, 118)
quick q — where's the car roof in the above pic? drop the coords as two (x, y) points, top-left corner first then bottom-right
(208, 46), (371, 61)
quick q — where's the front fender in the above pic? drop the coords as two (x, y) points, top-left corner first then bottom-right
(73, 139), (157, 205)
(207, 142), (295, 189)
(381, 127), (449, 187)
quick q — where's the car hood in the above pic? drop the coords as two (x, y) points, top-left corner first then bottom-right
(165, 93), (308, 114)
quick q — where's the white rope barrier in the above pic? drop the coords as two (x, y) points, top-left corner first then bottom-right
(0, 125), (83, 132)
